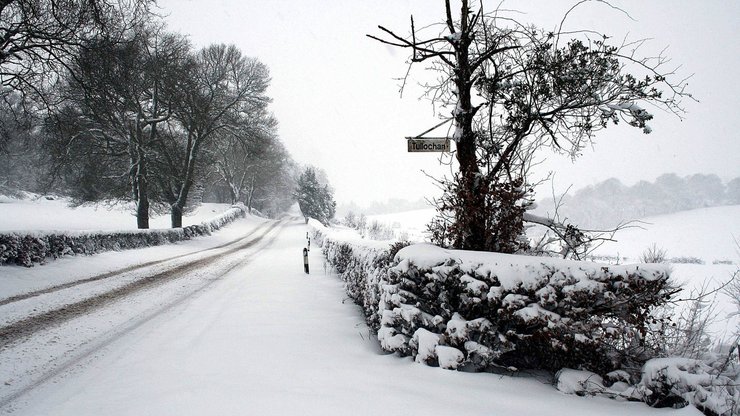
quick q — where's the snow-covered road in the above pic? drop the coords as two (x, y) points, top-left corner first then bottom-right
(0, 218), (699, 415)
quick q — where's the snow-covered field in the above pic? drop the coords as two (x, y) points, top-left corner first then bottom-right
(0, 197), (731, 414)
(0, 193), (233, 231)
(591, 205), (740, 264)
(369, 205), (740, 264)
(367, 208), (435, 242)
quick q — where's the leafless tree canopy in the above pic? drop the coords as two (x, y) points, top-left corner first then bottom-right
(0, 0), (153, 98)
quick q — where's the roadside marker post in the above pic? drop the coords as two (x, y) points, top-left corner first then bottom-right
(303, 247), (309, 274)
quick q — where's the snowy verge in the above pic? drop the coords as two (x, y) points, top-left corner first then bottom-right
(0, 204), (248, 267)
(310, 219), (404, 331)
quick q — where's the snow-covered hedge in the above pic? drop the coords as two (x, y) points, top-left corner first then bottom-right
(556, 356), (739, 415)
(0, 204), (247, 267)
(380, 244), (674, 374)
(314, 225), (673, 371)
(314, 224), (738, 415)
(312, 224), (408, 330)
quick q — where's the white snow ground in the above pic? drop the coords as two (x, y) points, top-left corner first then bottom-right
(0, 223), (699, 415)
(0, 217), (702, 415)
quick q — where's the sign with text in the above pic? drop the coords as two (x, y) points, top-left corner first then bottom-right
(406, 137), (451, 152)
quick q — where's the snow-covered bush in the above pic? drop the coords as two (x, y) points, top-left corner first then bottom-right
(640, 243), (668, 264)
(314, 224), (408, 330)
(670, 256), (705, 265)
(314, 225), (674, 374)
(557, 355), (739, 416)
(379, 244), (674, 374)
(367, 220), (394, 241)
(0, 204), (247, 267)
(638, 357), (738, 415)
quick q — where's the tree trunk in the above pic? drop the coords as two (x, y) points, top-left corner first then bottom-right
(135, 147), (149, 229)
(136, 186), (149, 229)
(452, 3), (486, 251)
(171, 204), (183, 228)
(134, 118), (150, 229)
(170, 132), (199, 228)
(246, 174), (255, 214)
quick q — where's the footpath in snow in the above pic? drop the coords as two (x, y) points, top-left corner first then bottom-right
(1, 219), (700, 415)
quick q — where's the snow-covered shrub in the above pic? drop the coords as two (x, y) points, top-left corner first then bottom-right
(655, 284), (721, 360)
(640, 243), (668, 263)
(312, 224), (408, 330)
(0, 205), (247, 267)
(314, 227), (738, 415)
(637, 357), (738, 415)
(377, 244), (675, 374)
(670, 256), (705, 265)
(313, 226), (675, 375)
(555, 369), (608, 396)
(367, 220), (394, 241)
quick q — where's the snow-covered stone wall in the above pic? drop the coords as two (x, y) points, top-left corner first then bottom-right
(0, 204), (247, 267)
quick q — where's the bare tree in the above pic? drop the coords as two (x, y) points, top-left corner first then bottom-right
(208, 111), (278, 207)
(161, 44), (271, 228)
(370, 0), (692, 252)
(0, 0), (152, 98)
(49, 28), (192, 228)
(0, 0), (153, 157)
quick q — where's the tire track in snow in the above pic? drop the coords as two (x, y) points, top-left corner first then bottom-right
(0, 220), (283, 348)
(0, 221), (274, 307)
(0, 219), (290, 411)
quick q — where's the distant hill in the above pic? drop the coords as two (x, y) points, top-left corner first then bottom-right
(534, 174), (740, 229)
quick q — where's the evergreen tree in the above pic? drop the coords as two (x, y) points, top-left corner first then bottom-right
(295, 167), (335, 226)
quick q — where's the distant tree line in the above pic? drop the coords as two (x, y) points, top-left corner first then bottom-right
(537, 173), (740, 229)
(0, 1), (322, 228)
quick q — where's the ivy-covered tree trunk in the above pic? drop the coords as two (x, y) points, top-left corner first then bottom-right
(450, 13), (487, 251)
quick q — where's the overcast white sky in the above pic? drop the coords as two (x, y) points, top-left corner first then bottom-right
(158, 0), (740, 206)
